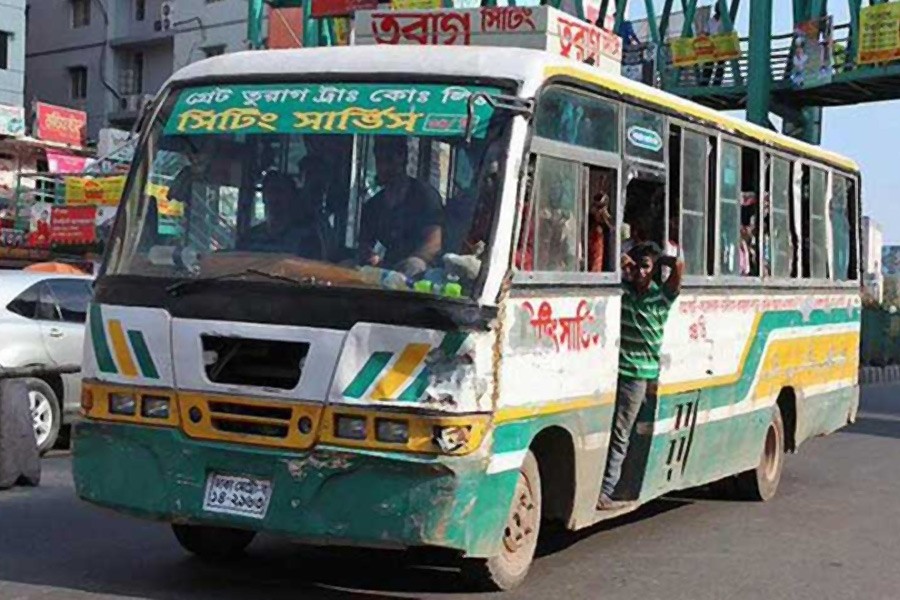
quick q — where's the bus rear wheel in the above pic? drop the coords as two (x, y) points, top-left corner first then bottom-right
(735, 409), (785, 501)
(172, 524), (256, 561)
(464, 450), (541, 591)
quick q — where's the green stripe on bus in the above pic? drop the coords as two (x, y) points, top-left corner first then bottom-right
(127, 330), (160, 379)
(89, 304), (117, 374)
(343, 352), (393, 399)
(398, 370), (430, 402)
(439, 331), (468, 356)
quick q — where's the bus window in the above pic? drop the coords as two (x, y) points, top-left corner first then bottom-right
(533, 155), (580, 271)
(768, 156), (794, 278)
(586, 166), (617, 272)
(535, 87), (619, 152)
(624, 106), (666, 166)
(719, 142), (741, 275)
(831, 173), (859, 282)
(740, 147), (761, 277)
(681, 130), (710, 276)
(807, 166), (828, 279)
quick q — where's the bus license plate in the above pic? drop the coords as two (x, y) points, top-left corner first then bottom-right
(202, 473), (272, 519)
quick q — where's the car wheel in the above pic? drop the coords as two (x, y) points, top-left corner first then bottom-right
(27, 378), (60, 455)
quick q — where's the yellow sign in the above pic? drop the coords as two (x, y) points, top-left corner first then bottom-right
(390, 0), (441, 8)
(859, 3), (900, 65)
(65, 176), (126, 206)
(670, 32), (741, 67)
(146, 183), (185, 218)
(332, 17), (350, 46)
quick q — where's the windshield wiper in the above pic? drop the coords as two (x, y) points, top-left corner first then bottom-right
(166, 268), (316, 297)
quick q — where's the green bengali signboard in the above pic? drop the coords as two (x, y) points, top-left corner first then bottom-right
(164, 83), (500, 138)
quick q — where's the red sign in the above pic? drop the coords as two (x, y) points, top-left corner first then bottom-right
(268, 7), (304, 48)
(35, 102), (87, 148)
(46, 151), (88, 174)
(51, 206), (96, 245)
(310, 0), (378, 18)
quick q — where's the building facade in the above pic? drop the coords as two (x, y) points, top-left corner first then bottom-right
(25, 0), (255, 142)
(0, 0), (27, 108)
(862, 216), (884, 304)
(172, 0), (249, 73)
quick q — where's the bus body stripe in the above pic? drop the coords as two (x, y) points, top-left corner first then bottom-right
(128, 330), (159, 379)
(343, 352), (393, 399)
(107, 320), (139, 377)
(89, 304), (117, 374)
(372, 343), (431, 400)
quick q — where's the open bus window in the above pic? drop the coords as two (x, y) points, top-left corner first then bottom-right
(680, 130), (711, 276)
(831, 173), (856, 281)
(719, 145), (761, 277)
(765, 155), (796, 279)
(801, 165), (828, 279)
(105, 81), (513, 301)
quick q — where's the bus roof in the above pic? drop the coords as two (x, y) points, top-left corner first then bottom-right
(167, 45), (859, 173)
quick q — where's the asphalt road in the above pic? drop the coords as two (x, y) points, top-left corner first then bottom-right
(1, 386), (898, 600)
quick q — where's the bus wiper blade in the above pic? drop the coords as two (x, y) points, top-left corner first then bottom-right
(166, 268), (315, 296)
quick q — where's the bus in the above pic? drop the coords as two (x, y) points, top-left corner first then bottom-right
(73, 41), (861, 591)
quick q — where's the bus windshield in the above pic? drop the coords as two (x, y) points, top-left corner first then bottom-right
(105, 81), (512, 301)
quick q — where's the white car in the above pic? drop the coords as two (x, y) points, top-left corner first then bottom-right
(0, 271), (93, 453)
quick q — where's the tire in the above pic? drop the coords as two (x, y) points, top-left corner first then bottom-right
(464, 450), (542, 591)
(734, 409), (785, 501)
(26, 378), (60, 455)
(172, 524), (256, 561)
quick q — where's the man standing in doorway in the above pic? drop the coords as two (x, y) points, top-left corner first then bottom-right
(598, 241), (683, 510)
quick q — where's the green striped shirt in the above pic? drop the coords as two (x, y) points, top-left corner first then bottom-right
(619, 281), (678, 380)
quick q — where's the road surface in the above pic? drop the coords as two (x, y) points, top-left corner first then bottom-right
(1, 385), (898, 600)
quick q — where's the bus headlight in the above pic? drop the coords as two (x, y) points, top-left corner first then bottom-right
(375, 419), (409, 444)
(335, 415), (367, 440)
(109, 392), (137, 416)
(141, 395), (171, 419)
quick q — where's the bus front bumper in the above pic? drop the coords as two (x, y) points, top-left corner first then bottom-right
(73, 421), (515, 558)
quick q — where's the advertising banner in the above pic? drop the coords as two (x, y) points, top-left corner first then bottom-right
(859, 3), (900, 65)
(34, 102), (87, 147)
(65, 176), (126, 206)
(790, 15), (833, 88)
(50, 206), (97, 244)
(47, 152), (89, 174)
(669, 31), (740, 67)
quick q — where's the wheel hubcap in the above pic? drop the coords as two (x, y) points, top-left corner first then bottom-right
(29, 390), (53, 447)
(503, 473), (537, 554)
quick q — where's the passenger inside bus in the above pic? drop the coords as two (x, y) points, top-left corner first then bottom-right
(359, 136), (444, 277)
(240, 171), (327, 259)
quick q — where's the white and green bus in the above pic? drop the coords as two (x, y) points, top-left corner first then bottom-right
(74, 38), (860, 591)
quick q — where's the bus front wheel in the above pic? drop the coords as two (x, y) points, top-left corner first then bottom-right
(172, 524), (256, 561)
(735, 409), (785, 501)
(464, 450), (542, 591)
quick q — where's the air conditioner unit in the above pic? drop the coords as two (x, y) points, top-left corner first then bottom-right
(160, 1), (174, 31)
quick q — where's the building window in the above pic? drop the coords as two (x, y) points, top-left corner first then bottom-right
(0, 31), (9, 70)
(135, 0), (146, 21)
(72, 0), (91, 28)
(202, 45), (226, 58)
(69, 66), (88, 100)
(120, 52), (144, 95)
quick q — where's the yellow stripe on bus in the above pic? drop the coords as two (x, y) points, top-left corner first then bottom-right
(495, 393), (616, 424)
(107, 319), (139, 378)
(371, 343), (432, 400)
